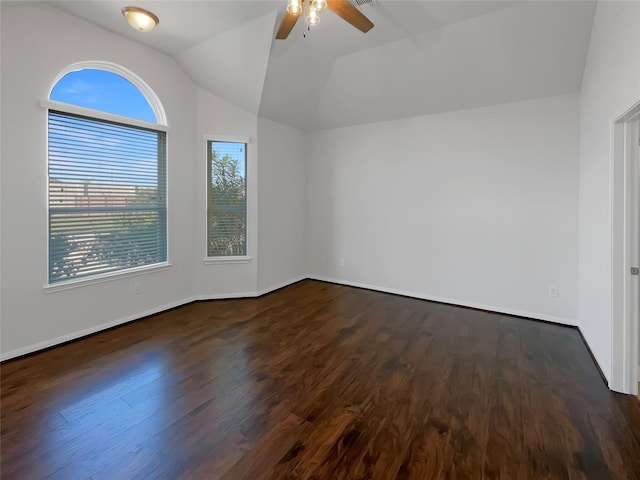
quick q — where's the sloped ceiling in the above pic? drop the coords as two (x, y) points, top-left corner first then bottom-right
(49, 0), (596, 131)
(176, 11), (277, 115)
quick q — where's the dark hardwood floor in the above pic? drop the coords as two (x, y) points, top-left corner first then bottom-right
(1, 280), (639, 479)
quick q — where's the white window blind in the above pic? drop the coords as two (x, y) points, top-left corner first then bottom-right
(207, 141), (247, 257)
(48, 110), (167, 283)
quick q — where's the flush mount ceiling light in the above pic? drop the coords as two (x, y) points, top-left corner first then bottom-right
(122, 6), (159, 32)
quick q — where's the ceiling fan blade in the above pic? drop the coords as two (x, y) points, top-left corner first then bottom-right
(276, 11), (301, 39)
(327, 0), (374, 33)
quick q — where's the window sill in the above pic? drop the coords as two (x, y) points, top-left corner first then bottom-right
(44, 263), (172, 293)
(203, 256), (252, 265)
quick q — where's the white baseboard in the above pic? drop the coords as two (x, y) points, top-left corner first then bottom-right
(192, 276), (306, 301)
(192, 291), (258, 301)
(1, 276), (306, 362)
(1, 274), (578, 363)
(257, 276), (306, 296)
(0, 296), (198, 362)
(306, 274), (578, 327)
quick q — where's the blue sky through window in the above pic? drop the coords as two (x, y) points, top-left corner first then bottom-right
(50, 69), (156, 122)
(211, 141), (246, 178)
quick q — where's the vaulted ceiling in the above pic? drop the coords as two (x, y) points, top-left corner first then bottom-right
(49, 0), (596, 131)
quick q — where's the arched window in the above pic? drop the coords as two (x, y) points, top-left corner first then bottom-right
(46, 63), (168, 285)
(50, 68), (157, 122)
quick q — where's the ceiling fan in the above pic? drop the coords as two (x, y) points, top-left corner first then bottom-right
(276, 0), (374, 39)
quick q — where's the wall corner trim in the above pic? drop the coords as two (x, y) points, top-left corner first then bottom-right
(257, 276), (306, 296)
(576, 326), (610, 387)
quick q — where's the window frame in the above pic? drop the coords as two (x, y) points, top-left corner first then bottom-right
(202, 135), (252, 264)
(43, 63), (170, 291)
(49, 61), (167, 125)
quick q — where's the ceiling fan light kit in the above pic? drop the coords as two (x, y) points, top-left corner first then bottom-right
(306, 5), (320, 26)
(287, 0), (303, 15)
(122, 6), (159, 32)
(276, 0), (374, 40)
(312, 0), (328, 11)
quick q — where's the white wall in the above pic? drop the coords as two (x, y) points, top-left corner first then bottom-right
(578, 1), (640, 384)
(307, 94), (580, 324)
(256, 118), (308, 292)
(194, 88), (260, 297)
(0, 3), (198, 357)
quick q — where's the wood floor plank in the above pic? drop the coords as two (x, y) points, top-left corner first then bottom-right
(541, 324), (613, 480)
(1, 280), (639, 479)
(518, 320), (572, 480)
(266, 400), (364, 480)
(219, 411), (307, 480)
(483, 321), (525, 479)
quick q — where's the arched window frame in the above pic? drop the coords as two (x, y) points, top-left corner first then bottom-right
(43, 62), (170, 290)
(41, 61), (168, 132)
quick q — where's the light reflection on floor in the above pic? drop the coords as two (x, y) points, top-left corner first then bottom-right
(41, 353), (167, 478)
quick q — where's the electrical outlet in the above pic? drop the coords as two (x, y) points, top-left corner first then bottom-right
(320, 256), (327, 265)
(339, 258), (345, 267)
(134, 282), (142, 295)
(548, 286), (558, 297)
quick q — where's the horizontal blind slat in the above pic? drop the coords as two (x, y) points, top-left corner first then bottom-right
(48, 110), (167, 284)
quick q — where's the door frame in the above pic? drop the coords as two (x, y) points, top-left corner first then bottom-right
(611, 100), (640, 395)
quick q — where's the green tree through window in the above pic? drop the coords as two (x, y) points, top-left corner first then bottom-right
(207, 141), (247, 256)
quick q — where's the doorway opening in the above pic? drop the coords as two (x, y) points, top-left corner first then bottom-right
(611, 100), (640, 396)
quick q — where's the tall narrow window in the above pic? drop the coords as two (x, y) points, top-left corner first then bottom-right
(47, 65), (167, 284)
(207, 141), (247, 257)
